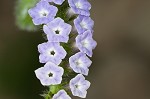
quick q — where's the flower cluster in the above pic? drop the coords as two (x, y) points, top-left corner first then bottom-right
(28, 0), (96, 99)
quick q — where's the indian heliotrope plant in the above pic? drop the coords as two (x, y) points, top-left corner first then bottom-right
(76, 30), (97, 57)
(28, 1), (58, 25)
(43, 18), (72, 43)
(69, 52), (92, 76)
(69, 74), (91, 98)
(38, 42), (67, 65)
(28, 0), (97, 98)
(52, 90), (71, 99)
(74, 15), (94, 34)
(35, 62), (64, 86)
(68, 0), (91, 16)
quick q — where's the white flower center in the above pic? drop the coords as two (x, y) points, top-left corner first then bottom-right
(46, 70), (54, 78)
(75, 59), (83, 67)
(75, 83), (82, 90)
(75, 2), (82, 9)
(48, 72), (53, 77)
(53, 27), (63, 35)
(55, 30), (60, 34)
(50, 50), (55, 56)
(81, 40), (89, 48)
(39, 9), (49, 17)
(47, 48), (56, 56)
(75, 84), (79, 88)
(80, 21), (88, 29)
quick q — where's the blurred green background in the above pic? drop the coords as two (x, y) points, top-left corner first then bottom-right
(0, 0), (150, 99)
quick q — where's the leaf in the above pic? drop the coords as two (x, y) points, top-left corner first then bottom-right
(15, 0), (39, 31)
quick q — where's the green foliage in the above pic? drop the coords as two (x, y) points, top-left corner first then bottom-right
(50, 85), (62, 94)
(15, 0), (39, 31)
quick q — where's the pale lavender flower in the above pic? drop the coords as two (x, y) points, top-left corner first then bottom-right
(69, 74), (91, 98)
(35, 62), (64, 86)
(43, 18), (72, 43)
(69, 52), (92, 76)
(76, 30), (97, 57)
(52, 90), (71, 99)
(42, 0), (65, 5)
(38, 42), (66, 65)
(68, 0), (91, 16)
(74, 15), (94, 34)
(28, 1), (58, 25)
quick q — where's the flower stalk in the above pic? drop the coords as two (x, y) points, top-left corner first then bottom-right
(28, 0), (97, 98)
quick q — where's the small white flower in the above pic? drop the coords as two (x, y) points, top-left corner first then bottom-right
(52, 90), (71, 99)
(69, 74), (91, 98)
(69, 52), (92, 76)
(35, 62), (64, 86)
